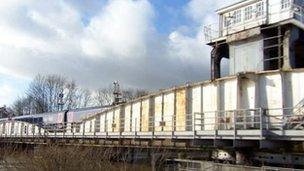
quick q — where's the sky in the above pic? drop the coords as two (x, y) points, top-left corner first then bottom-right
(0, 0), (240, 106)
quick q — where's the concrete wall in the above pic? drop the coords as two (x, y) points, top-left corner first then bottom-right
(229, 37), (264, 75)
(141, 99), (150, 132)
(132, 102), (141, 132)
(124, 105), (131, 132)
(81, 70), (304, 133)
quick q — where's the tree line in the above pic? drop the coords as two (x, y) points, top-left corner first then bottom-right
(11, 74), (149, 116)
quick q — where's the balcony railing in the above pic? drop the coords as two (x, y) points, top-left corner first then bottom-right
(203, 1), (304, 43)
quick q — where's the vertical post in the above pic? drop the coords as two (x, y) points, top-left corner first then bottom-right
(72, 123), (75, 138)
(260, 108), (264, 139)
(224, 111), (227, 130)
(173, 89), (177, 132)
(235, 151), (246, 165)
(130, 103), (133, 133)
(278, 26), (282, 68)
(139, 101), (142, 133)
(106, 120), (108, 138)
(171, 114), (174, 139)
(193, 112), (196, 138)
(151, 152), (157, 171)
(82, 122), (85, 138)
(265, 109), (270, 130)
(161, 93), (164, 132)
(63, 121), (66, 138)
(211, 46), (221, 80)
(94, 120), (96, 138)
(233, 111), (236, 140)
(135, 118), (137, 137)
(244, 110), (247, 130)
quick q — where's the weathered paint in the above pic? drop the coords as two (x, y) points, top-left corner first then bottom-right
(132, 102), (141, 132)
(124, 105), (131, 132)
(176, 89), (187, 131)
(113, 108), (120, 132)
(220, 79), (238, 129)
(154, 95), (163, 132)
(85, 120), (90, 132)
(259, 73), (283, 127)
(259, 73), (283, 110)
(287, 72), (304, 107)
(163, 93), (174, 131)
(100, 114), (106, 132)
(78, 70), (304, 134)
(203, 83), (218, 130)
(229, 37), (264, 75)
(220, 79), (238, 111)
(141, 99), (150, 132)
(106, 111), (114, 132)
(240, 76), (256, 109)
(192, 86), (202, 131)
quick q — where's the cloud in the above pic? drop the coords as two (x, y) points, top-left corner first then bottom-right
(0, 0), (239, 105)
(0, 84), (14, 106)
(185, 0), (241, 24)
(0, 74), (29, 106)
(82, 0), (154, 59)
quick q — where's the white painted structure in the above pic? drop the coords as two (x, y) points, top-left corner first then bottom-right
(205, 0), (304, 43)
(71, 69), (304, 140)
(0, 0), (304, 142)
(1, 70), (304, 140)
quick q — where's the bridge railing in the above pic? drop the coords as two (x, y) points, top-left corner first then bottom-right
(193, 108), (263, 131)
(0, 107), (303, 139)
(264, 107), (304, 130)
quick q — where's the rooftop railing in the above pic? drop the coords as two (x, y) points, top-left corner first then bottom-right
(203, 1), (304, 43)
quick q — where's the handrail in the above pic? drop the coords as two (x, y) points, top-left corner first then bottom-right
(0, 106), (303, 139)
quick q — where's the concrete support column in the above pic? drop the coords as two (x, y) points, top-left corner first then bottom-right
(283, 26), (300, 70)
(235, 151), (246, 165)
(211, 46), (222, 80)
(151, 152), (157, 171)
(283, 28), (292, 70)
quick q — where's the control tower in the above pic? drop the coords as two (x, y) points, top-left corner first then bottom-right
(204, 0), (304, 79)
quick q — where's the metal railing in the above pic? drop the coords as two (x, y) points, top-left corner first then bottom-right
(0, 106), (303, 139)
(203, 1), (304, 43)
(264, 107), (304, 130)
(293, 3), (304, 23)
(193, 109), (263, 131)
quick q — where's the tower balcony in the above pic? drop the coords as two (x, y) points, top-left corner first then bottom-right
(204, 0), (304, 44)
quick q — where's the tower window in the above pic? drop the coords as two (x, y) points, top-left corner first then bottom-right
(233, 10), (242, 24)
(245, 6), (253, 20)
(281, 0), (291, 9)
(256, 2), (264, 17)
(224, 16), (231, 27)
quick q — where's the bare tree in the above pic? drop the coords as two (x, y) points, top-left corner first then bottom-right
(12, 98), (24, 116)
(0, 106), (13, 118)
(122, 88), (149, 101)
(26, 74), (67, 113)
(94, 86), (113, 106)
(76, 88), (92, 108)
(64, 81), (78, 110)
(93, 84), (149, 106)
(12, 74), (95, 115)
(11, 75), (151, 116)
(12, 96), (34, 116)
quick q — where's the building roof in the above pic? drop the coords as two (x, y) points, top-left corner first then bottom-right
(216, 0), (261, 14)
